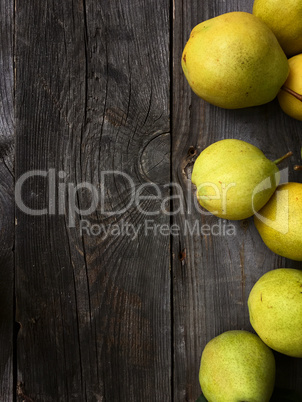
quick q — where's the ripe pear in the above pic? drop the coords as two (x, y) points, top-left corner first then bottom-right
(199, 330), (275, 402)
(191, 139), (287, 220)
(254, 182), (302, 260)
(278, 54), (302, 121)
(181, 11), (289, 109)
(253, 0), (302, 57)
(248, 268), (302, 357)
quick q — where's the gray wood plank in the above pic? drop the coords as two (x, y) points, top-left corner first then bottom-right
(15, 0), (170, 401)
(172, 1), (302, 400)
(0, 0), (15, 400)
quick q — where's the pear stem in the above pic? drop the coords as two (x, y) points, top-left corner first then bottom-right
(273, 151), (293, 165)
(294, 165), (302, 171)
(281, 86), (302, 102)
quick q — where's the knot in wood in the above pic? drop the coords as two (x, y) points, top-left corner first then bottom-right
(139, 132), (170, 184)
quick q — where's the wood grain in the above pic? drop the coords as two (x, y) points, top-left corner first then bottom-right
(0, 0), (14, 400)
(15, 0), (170, 401)
(172, 0), (302, 400)
(8, 0), (302, 400)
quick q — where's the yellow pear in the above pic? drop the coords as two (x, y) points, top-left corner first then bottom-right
(181, 11), (289, 109)
(278, 54), (302, 121)
(199, 330), (275, 402)
(191, 139), (290, 220)
(248, 268), (302, 358)
(254, 182), (302, 261)
(253, 0), (302, 57)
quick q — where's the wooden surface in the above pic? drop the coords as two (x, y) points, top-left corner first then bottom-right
(172, 1), (302, 400)
(0, 0), (299, 400)
(0, 0), (14, 400)
(15, 0), (170, 401)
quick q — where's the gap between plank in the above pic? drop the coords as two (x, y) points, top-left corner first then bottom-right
(169, 0), (175, 399)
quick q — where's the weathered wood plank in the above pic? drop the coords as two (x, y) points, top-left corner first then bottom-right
(172, 0), (302, 400)
(0, 0), (15, 400)
(15, 0), (170, 401)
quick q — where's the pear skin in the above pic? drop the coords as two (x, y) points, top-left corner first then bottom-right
(182, 11), (289, 109)
(191, 139), (280, 220)
(199, 330), (275, 402)
(254, 182), (302, 260)
(278, 54), (302, 121)
(253, 0), (302, 57)
(248, 268), (302, 357)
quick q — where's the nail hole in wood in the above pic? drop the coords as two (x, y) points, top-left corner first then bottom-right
(188, 146), (196, 157)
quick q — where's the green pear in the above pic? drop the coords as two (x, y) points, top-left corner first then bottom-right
(254, 182), (302, 260)
(277, 54), (302, 121)
(199, 330), (275, 402)
(248, 268), (302, 358)
(253, 0), (302, 57)
(191, 139), (289, 220)
(181, 11), (289, 109)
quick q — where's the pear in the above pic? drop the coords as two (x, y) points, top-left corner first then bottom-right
(191, 139), (291, 220)
(248, 268), (302, 358)
(181, 11), (289, 109)
(254, 182), (302, 260)
(199, 330), (275, 402)
(253, 0), (302, 57)
(278, 54), (302, 121)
